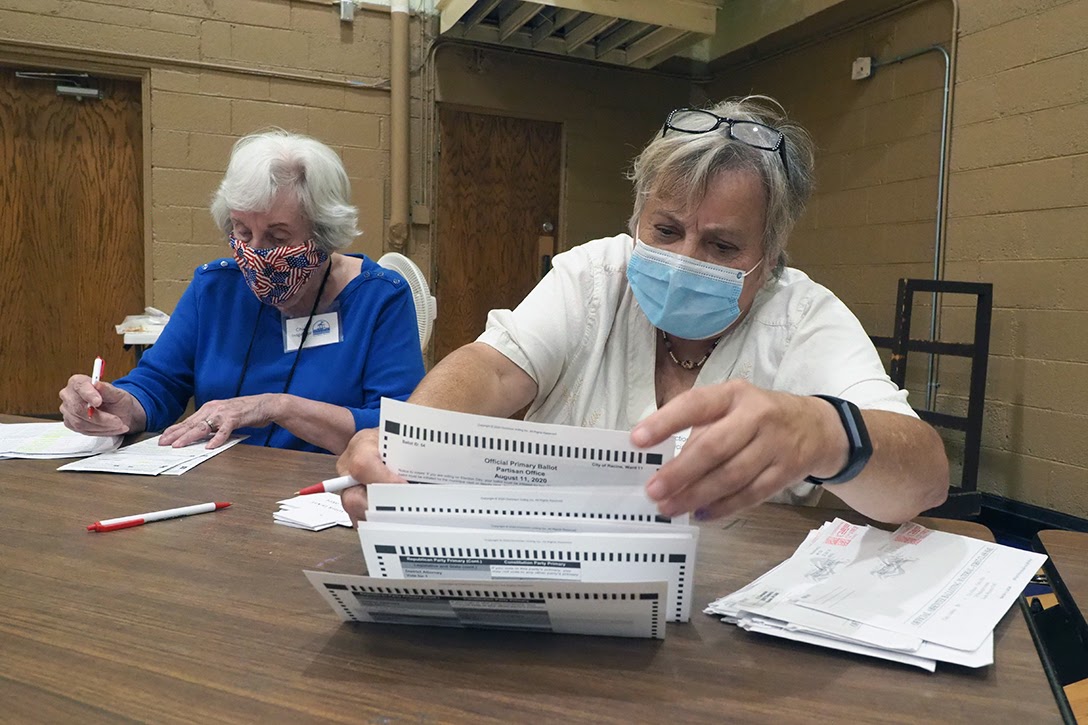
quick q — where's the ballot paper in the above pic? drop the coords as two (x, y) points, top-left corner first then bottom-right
(57, 435), (244, 475)
(0, 422), (121, 459)
(274, 493), (352, 531)
(366, 483), (690, 525)
(706, 518), (1043, 669)
(379, 398), (674, 487)
(357, 520), (698, 622)
(305, 571), (667, 639)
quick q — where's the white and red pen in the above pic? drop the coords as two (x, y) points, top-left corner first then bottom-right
(86, 501), (231, 533)
(88, 356), (104, 417)
(296, 475), (360, 496)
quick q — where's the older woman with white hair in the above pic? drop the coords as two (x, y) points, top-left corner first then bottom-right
(336, 96), (949, 524)
(60, 130), (425, 454)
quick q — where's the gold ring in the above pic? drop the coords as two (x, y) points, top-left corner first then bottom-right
(204, 418), (218, 433)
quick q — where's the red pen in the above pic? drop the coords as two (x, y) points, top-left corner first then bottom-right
(296, 475), (359, 496)
(87, 501), (231, 533)
(88, 356), (104, 418)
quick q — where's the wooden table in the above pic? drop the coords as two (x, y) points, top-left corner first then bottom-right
(0, 433), (1061, 723)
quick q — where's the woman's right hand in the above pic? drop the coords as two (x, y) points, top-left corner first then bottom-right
(336, 427), (406, 524)
(59, 375), (145, 437)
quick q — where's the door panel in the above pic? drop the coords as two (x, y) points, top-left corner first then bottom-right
(0, 68), (143, 415)
(435, 108), (561, 363)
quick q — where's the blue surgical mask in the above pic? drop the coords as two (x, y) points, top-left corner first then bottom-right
(626, 239), (761, 340)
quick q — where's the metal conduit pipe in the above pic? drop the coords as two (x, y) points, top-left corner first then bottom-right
(389, 0), (411, 252)
(871, 41), (952, 412)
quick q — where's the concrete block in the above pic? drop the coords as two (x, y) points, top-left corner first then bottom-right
(151, 205), (192, 242)
(186, 133), (235, 172)
(198, 70), (271, 101)
(269, 78), (345, 110)
(231, 98), (309, 135)
(153, 167), (221, 208)
(153, 91), (232, 134)
(151, 129), (190, 169)
(230, 23), (308, 68)
(308, 108), (380, 148)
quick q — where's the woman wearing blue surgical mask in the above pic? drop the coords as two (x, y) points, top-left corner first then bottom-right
(59, 130), (425, 454)
(337, 96), (949, 525)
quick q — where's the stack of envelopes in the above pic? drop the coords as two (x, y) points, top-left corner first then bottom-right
(705, 517), (1047, 670)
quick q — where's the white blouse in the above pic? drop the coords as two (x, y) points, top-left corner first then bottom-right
(477, 233), (916, 505)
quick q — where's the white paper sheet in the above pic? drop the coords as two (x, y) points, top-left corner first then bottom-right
(57, 435), (244, 475)
(378, 399), (674, 487)
(305, 571), (668, 639)
(275, 493), (352, 531)
(358, 520), (698, 622)
(0, 422), (121, 459)
(795, 521), (1046, 651)
(366, 483), (689, 525)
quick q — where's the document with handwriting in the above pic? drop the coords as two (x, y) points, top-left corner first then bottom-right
(0, 422), (121, 459)
(57, 435), (244, 475)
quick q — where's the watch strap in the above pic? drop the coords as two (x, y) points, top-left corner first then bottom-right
(804, 395), (873, 485)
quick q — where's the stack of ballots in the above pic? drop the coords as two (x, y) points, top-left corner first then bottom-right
(705, 517), (1047, 671)
(306, 399), (698, 640)
(274, 493), (352, 531)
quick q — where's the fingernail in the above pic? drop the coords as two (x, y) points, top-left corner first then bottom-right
(694, 508), (710, 521)
(646, 479), (663, 499)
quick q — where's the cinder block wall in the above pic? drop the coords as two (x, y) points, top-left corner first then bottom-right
(946, 0), (1088, 515)
(708, 0), (1088, 517)
(0, 0), (422, 312)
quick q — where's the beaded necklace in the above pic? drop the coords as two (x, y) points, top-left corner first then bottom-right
(660, 329), (722, 370)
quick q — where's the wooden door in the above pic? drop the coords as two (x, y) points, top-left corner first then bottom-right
(0, 68), (143, 415)
(434, 108), (561, 362)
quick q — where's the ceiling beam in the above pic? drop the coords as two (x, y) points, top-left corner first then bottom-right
(530, 7), (581, 46)
(531, 0), (716, 36)
(461, 0), (504, 30)
(595, 21), (650, 57)
(448, 22), (630, 66)
(625, 26), (687, 65)
(437, 0), (476, 34)
(499, 3), (544, 42)
(633, 31), (702, 68)
(565, 15), (619, 53)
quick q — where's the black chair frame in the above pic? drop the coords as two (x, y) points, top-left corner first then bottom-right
(870, 279), (993, 518)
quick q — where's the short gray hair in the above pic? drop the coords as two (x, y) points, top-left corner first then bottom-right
(627, 96), (814, 275)
(210, 130), (359, 252)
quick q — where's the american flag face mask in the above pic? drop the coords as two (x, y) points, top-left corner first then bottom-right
(229, 234), (329, 307)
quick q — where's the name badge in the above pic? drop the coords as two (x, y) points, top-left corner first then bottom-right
(283, 311), (342, 352)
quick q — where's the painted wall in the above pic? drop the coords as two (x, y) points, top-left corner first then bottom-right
(0, 0), (425, 311)
(707, 0), (1088, 517)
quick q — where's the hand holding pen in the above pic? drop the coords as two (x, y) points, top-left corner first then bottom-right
(59, 358), (147, 437)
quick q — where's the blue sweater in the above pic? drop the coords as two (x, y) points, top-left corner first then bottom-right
(114, 255), (425, 453)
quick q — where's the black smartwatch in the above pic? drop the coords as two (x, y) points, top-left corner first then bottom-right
(804, 395), (873, 485)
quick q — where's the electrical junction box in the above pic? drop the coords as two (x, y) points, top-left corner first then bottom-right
(851, 57), (873, 80)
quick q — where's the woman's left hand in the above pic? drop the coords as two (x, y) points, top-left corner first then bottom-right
(159, 394), (280, 449)
(631, 379), (847, 521)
